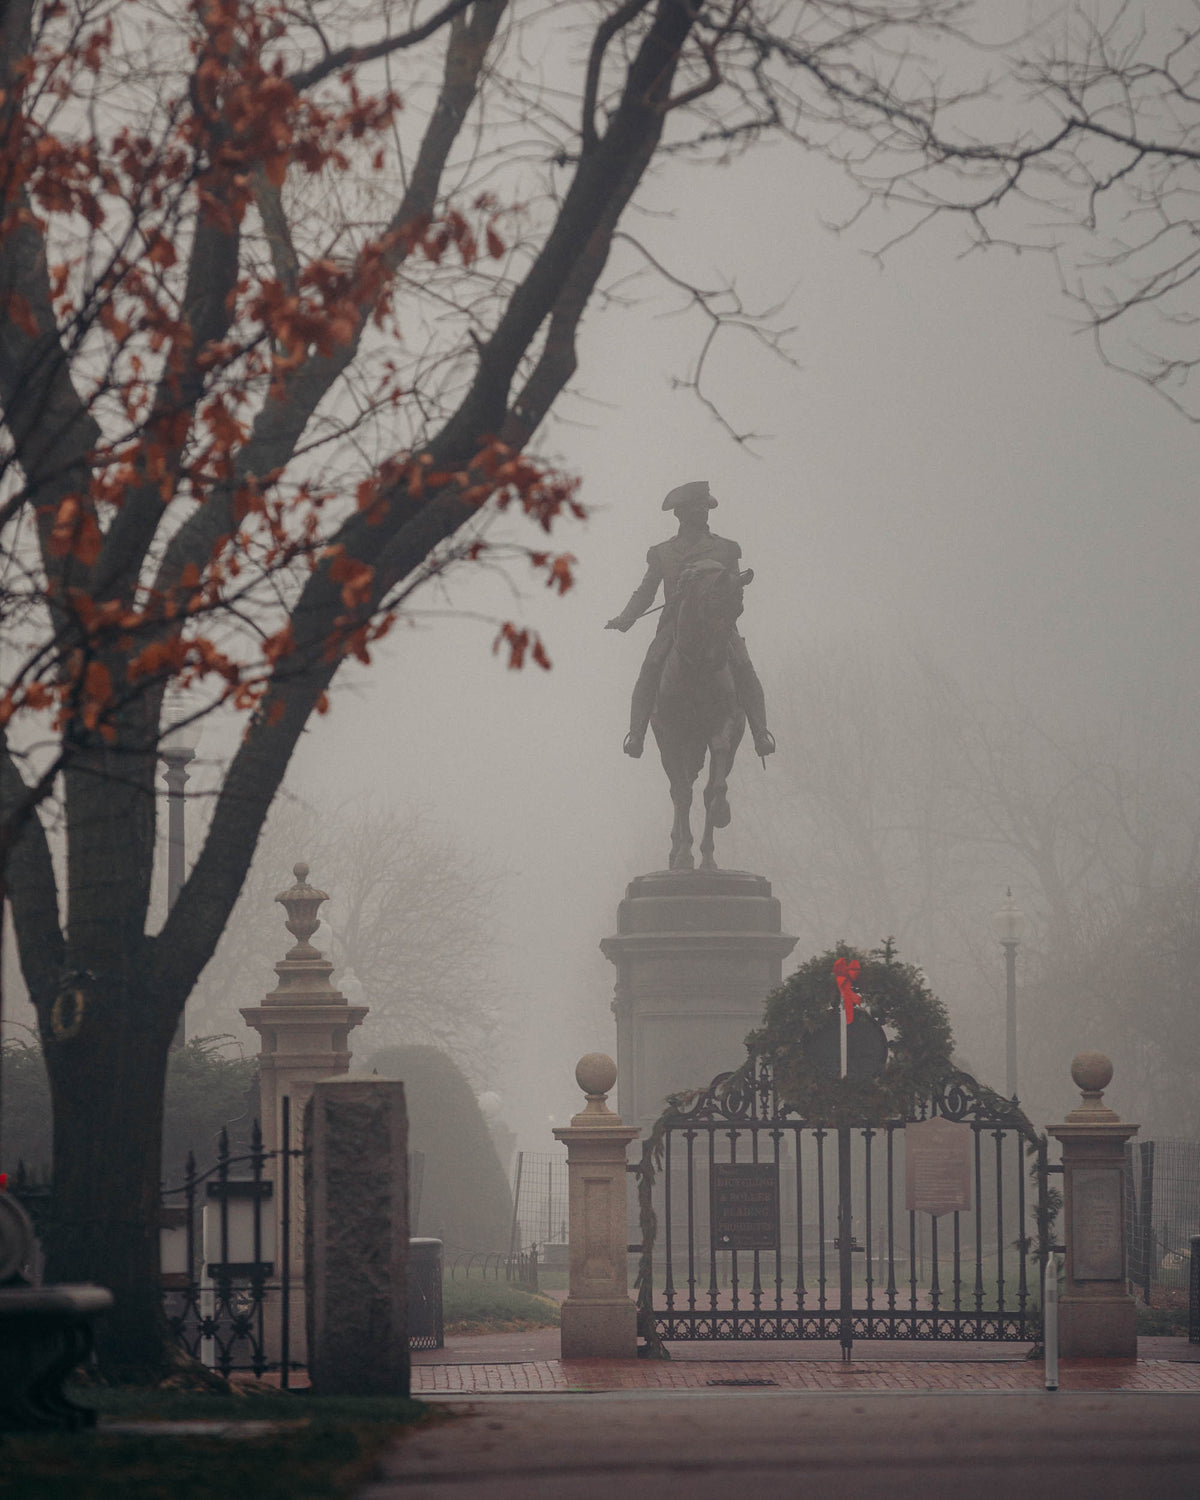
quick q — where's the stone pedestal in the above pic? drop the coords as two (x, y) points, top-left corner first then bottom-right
(601, 870), (796, 1129)
(305, 1077), (409, 1395)
(241, 863), (368, 1367)
(1047, 1052), (1139, 1359)
(553, 1055), (640, 1360)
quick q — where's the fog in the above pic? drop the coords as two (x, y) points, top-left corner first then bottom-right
(257, 136), (1200, 1153)
(9, 32), (1199, 1157)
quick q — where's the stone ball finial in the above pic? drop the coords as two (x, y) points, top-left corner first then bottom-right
(1071, 1050), (1113, 1097)
(576, 1052), (617, 1097)
(571, 1053), (620, 1124)
(1064, 1050), (1123, 1124)
(294, 861), (309, 883)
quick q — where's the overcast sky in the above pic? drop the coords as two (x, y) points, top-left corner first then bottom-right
(262, 113), (1200, 1150)
(7, 10), (1192, 1153)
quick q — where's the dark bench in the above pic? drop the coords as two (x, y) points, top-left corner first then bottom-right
(0, 1190), (113, 1431)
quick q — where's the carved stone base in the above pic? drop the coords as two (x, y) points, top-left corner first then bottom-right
(1059, 1294), (1138, 1360)
(560, 1297), (638, 1359)
(602, 869), (797, 1130)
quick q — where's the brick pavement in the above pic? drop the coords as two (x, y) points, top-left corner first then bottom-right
(410, 1330), (1200, 1395)
(412, 1355), (1200, 1394)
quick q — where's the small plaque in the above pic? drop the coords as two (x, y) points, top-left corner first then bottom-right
(905, 1115), (972, 1216)
(711, 1162), (779, 1251)
(1071, 1168), (1125, 1281)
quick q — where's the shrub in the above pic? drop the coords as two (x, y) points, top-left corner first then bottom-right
(1, 1037), (257, 1185)
(369, 1044), (511, 1251)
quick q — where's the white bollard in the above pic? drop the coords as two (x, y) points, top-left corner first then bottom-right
(1044, 1252), (1059, 1392)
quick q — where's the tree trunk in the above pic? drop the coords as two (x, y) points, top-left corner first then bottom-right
(42, 983), (174, 1382)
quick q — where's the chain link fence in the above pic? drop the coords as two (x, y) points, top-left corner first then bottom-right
(1126, 1139), (1200, 1303)
(508, 1151), (568, 1262)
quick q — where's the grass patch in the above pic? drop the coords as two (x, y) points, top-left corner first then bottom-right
(0, 1387), (430, 1500)
(442, 1277), (560, 1333)
(1136, 1289), (1190, 1336)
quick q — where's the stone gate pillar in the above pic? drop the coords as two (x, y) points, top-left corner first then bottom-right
(1047, 1051), (1139, 1358)
(553, 1054), (640, 1359)
(305, 1077), (409, 1395)
(601, 870), (796, 1131)
(241, 863), (369, 1156)
(241, 862), (368, 1367)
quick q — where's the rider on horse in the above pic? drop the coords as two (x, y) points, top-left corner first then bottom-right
(605, 480), (776, 760)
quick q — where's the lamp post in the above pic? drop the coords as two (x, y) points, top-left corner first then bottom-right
(991, 888), (1026, 1100)
(161, 700), (201, 1047)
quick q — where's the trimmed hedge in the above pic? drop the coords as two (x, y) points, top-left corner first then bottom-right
(369, 1044), (511, 1252)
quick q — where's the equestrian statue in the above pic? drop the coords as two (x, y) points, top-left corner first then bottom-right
(606, 479), (775, 871)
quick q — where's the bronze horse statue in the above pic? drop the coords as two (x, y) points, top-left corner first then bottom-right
(650, 558), (748, 871)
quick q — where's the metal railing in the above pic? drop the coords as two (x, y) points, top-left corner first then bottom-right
(161, 1103), (304, 1382)
(448, 1247), (539, 1290)
(13, 1100), (440, 1378)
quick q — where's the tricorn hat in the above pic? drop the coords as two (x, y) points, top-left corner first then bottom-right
(662, 479), (717, 512)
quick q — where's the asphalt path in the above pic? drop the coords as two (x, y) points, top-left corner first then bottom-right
(360, 1388), (1200, 1499)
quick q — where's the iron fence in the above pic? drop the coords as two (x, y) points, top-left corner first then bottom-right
(642, 1063), (1050, 1353)
(448, 1247), (539, 1290)
(12, 1099), (442, 1377)
(161, 1100), (304, 1382)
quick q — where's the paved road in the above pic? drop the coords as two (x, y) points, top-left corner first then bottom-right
(362, 1388), (1200, 1499)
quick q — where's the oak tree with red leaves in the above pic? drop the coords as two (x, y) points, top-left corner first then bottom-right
(0, 0), (1029, 1376)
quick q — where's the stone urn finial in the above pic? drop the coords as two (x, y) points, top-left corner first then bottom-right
(1065, 1050), (1120, 1123)
(275, 861), (330, 960)
(571, 1053), (621, 1125)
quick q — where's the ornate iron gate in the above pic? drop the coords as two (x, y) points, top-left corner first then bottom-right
(642, 1057), (1051, 1354)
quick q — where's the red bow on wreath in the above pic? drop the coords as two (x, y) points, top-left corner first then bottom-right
(833, 957), (862, 1025)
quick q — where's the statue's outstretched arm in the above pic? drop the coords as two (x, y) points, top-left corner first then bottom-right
(605, 552), (661, 632)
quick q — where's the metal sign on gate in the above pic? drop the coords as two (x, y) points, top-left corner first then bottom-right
(644, 1056), (1051, 1354)
(711, 1163), (779, 1250)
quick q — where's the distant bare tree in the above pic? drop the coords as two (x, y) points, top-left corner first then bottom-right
(4, 0), (1021, 1375)
(1028, 871), (1200, 1137)
(854, 2), (1200, 420)
(189, 794), (502, 1079)
(742, 643), (1200, 1121)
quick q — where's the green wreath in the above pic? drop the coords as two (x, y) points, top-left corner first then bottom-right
(744, 939), (955, 1125)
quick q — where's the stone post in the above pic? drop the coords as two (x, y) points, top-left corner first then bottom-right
(305, 1077), (409, 1395)
(1047, 1051), (1139, 1359)
(240, 863), (368, 1367)
(552, 1054), (640, 1359)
